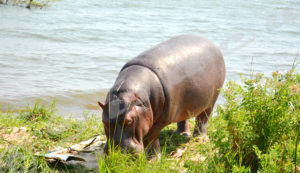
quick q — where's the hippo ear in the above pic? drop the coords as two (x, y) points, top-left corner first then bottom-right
(97, 101), (105, 110)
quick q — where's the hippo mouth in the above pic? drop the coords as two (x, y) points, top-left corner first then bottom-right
(104, 138), (144, 156)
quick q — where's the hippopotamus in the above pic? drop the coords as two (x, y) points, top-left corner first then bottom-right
(98, 35), (225, 155)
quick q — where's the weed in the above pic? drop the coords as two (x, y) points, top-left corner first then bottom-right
(20, 100), (56, 121)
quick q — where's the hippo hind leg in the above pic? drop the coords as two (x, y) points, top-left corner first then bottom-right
(176, 120), (191, 136)
(193, 107), (212, 137)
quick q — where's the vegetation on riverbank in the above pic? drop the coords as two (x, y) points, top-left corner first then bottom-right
(0, 69), (299, 172)
(0, 0), (54, 8)
(0, 100), (104, 172)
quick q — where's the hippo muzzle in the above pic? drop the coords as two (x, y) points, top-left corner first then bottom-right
(103, 121), (144, 155)
(104, 137), (144, 155)
(99, 98), (150, 155)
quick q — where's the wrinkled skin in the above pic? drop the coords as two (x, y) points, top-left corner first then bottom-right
(98, 35), (225, 156)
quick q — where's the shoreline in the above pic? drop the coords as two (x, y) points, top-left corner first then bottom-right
(0, 70), (299, 172)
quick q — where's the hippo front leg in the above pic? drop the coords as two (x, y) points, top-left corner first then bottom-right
(143, 122), (166, 157)
(144, 138), (161, 156)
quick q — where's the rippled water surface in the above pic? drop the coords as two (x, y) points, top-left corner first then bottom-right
(0, 0), (299, 117)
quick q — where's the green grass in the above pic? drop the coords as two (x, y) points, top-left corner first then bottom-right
(0, 100), (104, 172)
(0, 69), (299, 172)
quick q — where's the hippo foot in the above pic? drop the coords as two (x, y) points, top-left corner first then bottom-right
(176, 130), (191, 137)
(192, 129), (206, 137)
(193, 120), (208, 137)
(176, 120), (191, 137)
(192, 129), (200, 137)
(145, 139), (161, 158)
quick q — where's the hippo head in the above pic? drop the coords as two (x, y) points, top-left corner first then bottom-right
(98, 92), (153, 155)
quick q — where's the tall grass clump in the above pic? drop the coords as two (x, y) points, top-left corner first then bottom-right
(209, 70), (299, 172)
(20, 100), (56, 121)
(96, 143), (177, 173)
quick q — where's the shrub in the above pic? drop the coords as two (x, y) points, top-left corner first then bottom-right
(210, 70), (300, 172)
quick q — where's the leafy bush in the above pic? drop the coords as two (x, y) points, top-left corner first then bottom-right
(210, 70), (300, 172)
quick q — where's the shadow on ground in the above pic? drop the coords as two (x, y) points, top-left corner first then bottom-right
(159, 129), (190, 154)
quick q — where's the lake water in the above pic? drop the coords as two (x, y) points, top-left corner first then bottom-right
(0, 0), (299, 117)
